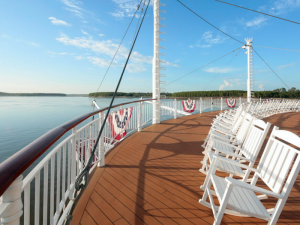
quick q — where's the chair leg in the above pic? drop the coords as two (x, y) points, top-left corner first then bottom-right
(214, 183), (233, 225)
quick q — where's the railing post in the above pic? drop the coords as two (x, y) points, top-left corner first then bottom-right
(239, 97), (242, 106)
(260, 97), (261, 103)
(221, 97), (223, 111)
(98, 111), (105, 167)
(70, 126), (77, 196)
(174, 99), (177, 119)
(211, 98), (213, 111)
(200, 98), (202, 114)
(0, 175), (23, 225)
(138, 101), (142, 132)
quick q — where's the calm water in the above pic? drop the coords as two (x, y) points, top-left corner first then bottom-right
(0, 96), (140, 164)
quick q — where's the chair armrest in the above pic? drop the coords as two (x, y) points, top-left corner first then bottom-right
(210, 136), (240, 146)
(212, 146), (251, 162)
(212, 154), (255, 171)
(225, 177), (283, 199)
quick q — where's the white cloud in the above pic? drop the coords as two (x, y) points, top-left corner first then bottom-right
(110, 0), (141, 18)
(204, 67), (236, 73)
(278, 63), (297, 69)
(259, 84), (264, 90)
(271, 0), (300, 15)
(246, 16), (268, 27)
(49, 17), (72, 26)
(98, 33), (105, 37)
(1, 34), (11, 39)
(219, 80), (230, 90)
(75, 56), (83, 60)
(81, 29), (88, 35)
(190, 31), (227, 48)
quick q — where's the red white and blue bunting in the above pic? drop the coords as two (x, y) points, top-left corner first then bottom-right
(226, 98), (236, 108)
(108, 107), (133, 141)
(181, 100), (196, 113)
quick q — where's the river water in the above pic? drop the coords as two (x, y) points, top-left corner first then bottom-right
(0, 96), (141, 164)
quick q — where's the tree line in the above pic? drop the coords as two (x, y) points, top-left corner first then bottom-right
(0, 92), (66, 96)
(172, 88), (300, 98)
(89, 92), (172, 97)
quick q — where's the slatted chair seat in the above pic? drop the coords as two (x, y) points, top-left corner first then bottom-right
(207, 151), (244, 176)
(210, 175), (270, 220)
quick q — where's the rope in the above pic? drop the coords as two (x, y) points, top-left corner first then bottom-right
(252, 47), (290, 90)
(203, 48), (243, 91)
(176, 0), (244, 45)
(215, 0), (300, 25)
(95, 0), (143, 93)
(163, 46), (242, 87)
(64, 1), (151, 224)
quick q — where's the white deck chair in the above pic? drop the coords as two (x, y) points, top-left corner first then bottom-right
(200, 113), (255, 174)
(200, 126), (300, 225)
(201, 118), (271, 188)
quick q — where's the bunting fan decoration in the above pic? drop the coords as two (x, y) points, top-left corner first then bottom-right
(181, 100), (196, 113)
(226, 98), (236, 108)
(108, 107), (133, 141)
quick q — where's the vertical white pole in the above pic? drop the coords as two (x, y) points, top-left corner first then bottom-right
(0, 175), (23, 225)
(174, 99), (177, 119)
(98, 112), (105, 167)
(221, 97), (223, 111)
(152, 0), (161, 124)
(239, 97), (242, 106)
(200, 98), (202, 113)
(211, 98), (213, 111)
(245, 38), (253, 103)
(138, 101), (142, 131)
(71, 126), (77, 186)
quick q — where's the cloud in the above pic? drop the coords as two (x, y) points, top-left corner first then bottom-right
(75, 56), (83, 60)
(246, 16), (268, 27)
(278, 63), (297, 69)
(110, 0), (141, 18)
(219, 80), (230, 90)
(190, 31), (227, 48)
(81, 29), (88, 35)
(60, 0), (102, 23)
(98, 33), (105, 37)
(204, 67), (236, 73)
(259, 84), (264, 90)
(56, 35), (178, 72)
(2, 34), (40, 47)
(1, 34), (11, 39)
(49, 17), (72, 26)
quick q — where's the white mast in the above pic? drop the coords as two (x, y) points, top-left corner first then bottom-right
(245, 37), (253, 103)
(152, 0), (165, 124)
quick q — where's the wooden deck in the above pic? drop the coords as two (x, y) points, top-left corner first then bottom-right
(70, 111), (300, 225)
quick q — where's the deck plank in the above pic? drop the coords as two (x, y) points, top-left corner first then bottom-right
(71, 111), (300, 225)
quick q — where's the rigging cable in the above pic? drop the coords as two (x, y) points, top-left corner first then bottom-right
(203, 48), (242, 91)
(252, 47), (290, 90)
(215, 0), (300, 26)
(176, 0), (244, 45)
(64, 1), (151, 224)
(252, 45), (300, 53)
(163, 46), (242, 87)
(95, 0), (143, 93)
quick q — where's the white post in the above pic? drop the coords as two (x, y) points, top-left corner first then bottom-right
(200, 98), (202, 113)
(221, 97), (223, 111)
(138, 101), (142, 132)
(211, 98), (213, 111)
(174, 99), (177, 119)
(260, 97), (261, 103)
(244, 37), (253, 103)
(98, 111), (105, 167)
(239, 97), (242, 106)
(152, 0), (161, 124)
(71, 127), (77, 189)
(0, 175), (23, 225)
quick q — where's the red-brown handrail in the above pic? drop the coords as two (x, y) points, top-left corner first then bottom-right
(0, 98), (156, 196)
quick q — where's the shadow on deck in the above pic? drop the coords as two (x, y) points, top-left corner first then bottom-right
(70, 111), (300, 225)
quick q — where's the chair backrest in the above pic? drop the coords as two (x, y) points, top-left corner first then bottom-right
(240, 119), (271, 162)
(258, 126), (300, 194)
(234, 113), (254, 144)
(231, 110), (246, 134)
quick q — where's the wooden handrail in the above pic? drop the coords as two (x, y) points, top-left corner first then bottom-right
(0, 98), (156, 196)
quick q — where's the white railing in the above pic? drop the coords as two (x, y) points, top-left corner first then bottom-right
(1, 97), (299, 225)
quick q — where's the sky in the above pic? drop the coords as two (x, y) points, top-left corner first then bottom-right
(0, 0), (300, 94)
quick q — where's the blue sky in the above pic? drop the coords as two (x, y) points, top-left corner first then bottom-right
(0, 0), (300, 94)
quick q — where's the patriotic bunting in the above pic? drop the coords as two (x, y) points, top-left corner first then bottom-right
(182, 100), (196, 113)
(226, 98), (236, 108)
(108, 107), (133, 140)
